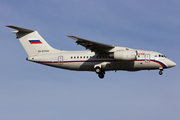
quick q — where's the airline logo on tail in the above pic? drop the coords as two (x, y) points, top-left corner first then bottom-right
(29, 40), (42, 44)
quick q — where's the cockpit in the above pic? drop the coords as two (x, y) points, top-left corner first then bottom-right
(159, 54), (166, 58)
(155, 54), (166, 58)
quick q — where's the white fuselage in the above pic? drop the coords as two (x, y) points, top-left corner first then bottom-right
(27, 49), (175, 72)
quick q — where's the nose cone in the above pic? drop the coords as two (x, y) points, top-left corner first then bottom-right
(168, 60), (176, 68)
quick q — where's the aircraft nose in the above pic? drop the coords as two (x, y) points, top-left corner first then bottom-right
(168, 60), (176, 68)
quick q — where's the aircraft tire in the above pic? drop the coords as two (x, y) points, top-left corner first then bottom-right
(159, 70), (163, 75)
(98, 73), (104, 79)
(95, 67), (101, 74)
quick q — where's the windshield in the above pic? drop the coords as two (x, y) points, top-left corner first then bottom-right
(159, 54), (166, 58)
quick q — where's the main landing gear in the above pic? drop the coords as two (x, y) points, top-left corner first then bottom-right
(159, 69), (163, 75)
(95, 67), (105, 79)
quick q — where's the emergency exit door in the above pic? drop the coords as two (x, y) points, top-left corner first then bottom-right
(58, 56), (63, 65)
(145, 54), (150, 63)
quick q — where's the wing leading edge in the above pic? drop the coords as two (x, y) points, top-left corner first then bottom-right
(67, 35), (114, 53)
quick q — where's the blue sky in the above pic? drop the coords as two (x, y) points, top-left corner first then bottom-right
(0, 0), (180, 120)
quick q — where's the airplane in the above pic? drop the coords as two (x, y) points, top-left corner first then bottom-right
(6, 25), (176, 79)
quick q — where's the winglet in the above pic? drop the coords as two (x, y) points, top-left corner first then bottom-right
(6, 25), (13, 27)
(67, 35), (78, 40)
(6, 25), (34, 33)
(67, 35), (74, 37)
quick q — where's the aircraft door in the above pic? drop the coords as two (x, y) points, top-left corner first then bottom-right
(145, 54), (150, 63)
(58, 56), (63, 65)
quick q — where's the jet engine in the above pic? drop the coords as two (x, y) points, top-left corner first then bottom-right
(110, 50), (137, 61)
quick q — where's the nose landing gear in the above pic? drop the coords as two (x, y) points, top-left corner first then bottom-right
(95, 67), (105, 79)
(159, 69), (163, 75)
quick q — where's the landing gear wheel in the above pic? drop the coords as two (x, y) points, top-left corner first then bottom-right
(159, 70), (163, 75)
(95, 67), (105, 79)
(98, 73), (104, 79)
(95, 67), (101, 74)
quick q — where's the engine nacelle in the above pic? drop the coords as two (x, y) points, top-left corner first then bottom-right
(110, 50), (137, 61)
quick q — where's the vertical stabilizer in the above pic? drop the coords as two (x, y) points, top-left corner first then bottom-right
(6, 25), (59, 56)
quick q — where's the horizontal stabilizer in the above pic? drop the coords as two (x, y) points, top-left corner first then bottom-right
(6, 25), (34, 33)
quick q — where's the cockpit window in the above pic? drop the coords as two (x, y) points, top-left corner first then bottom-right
(159, 54), (166, 58)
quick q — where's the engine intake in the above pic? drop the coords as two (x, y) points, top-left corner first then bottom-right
(110, 50), (137, 61)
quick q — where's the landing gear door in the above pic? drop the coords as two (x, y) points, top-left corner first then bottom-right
(58, 56), (63, 65)
(145, 54), (150, 63)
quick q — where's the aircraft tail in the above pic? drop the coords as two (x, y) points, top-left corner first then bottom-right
(6, 25), (59, 57)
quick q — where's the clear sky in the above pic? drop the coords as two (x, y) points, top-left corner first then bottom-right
(1, 0), (180, 120)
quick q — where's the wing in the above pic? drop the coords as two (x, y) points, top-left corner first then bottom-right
(67, 35), (114, 53)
